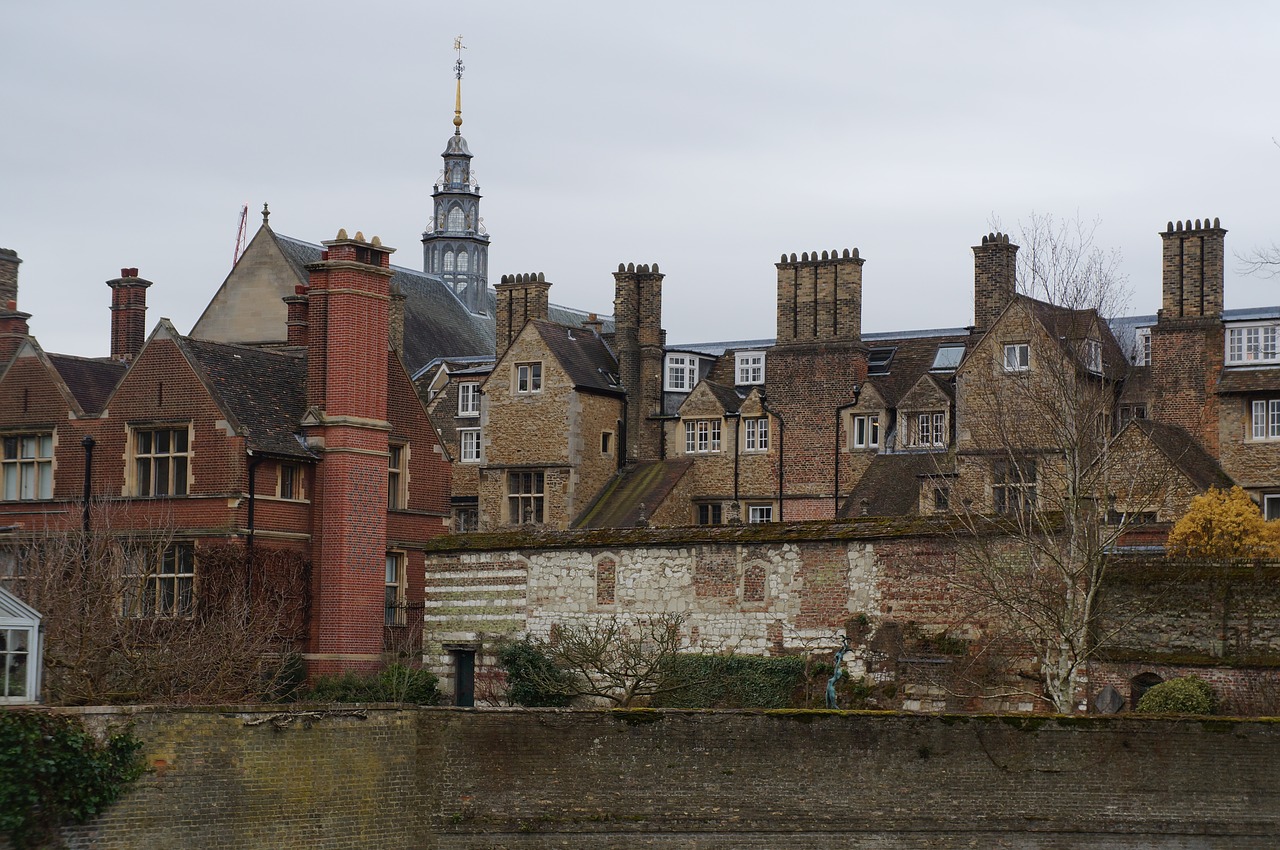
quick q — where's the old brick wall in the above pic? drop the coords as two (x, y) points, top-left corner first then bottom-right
(45, 706), (1280, 848)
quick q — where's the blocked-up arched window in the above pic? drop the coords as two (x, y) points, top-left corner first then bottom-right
(447, 207), (465, 232)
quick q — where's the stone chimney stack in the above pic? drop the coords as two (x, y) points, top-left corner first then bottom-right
(972, 232), (1018, 335)
(1160, 218), (1226, 320)
(107, 267), (152, 362)
(283, 284), (309, 347)
(493, 273), (551, 361)
(613, 262), (665, 463)
(0, 248), (29, 363)
(775, 248), (864, 346)
(389, 281), (406, 355)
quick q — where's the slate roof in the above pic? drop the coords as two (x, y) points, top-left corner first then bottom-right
(532, 320), (622, 396)
(573, 459), (694, 529)
(1133, 420), (1232, 491)
(46, 354), (125, 415)
(183, 339), (313, 459)
(1023, 296), (1129, 381)
(840, 452), (953, 518)
(275, 235), (496, 373)
(1217, 367), (1280, 394)
(703, 381), (745, 414)
(863, 334), (969, 408)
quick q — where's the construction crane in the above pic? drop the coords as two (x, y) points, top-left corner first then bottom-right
(232, 204), (249, 268)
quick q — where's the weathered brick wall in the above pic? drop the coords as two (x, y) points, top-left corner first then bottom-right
(43, 706), (1280, 848)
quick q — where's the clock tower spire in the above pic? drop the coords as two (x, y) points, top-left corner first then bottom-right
(423, 35), (490, 315)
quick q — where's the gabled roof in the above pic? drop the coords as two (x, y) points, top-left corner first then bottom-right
(840, 452), (953, 518)
(703, 381), (745, 414)
(45, 354), (126, 415)
(532, 320), (622, 396)
(1131, 419), (1232, 492)
(573, 459), (694, 529)
(1022, 296), (1128, 381)
(183, 338), (314, 459)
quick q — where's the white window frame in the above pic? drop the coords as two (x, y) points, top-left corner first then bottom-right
(1134, 328), (1152, 366)
(1265, 495), (1280, 522)
(743, 417), (769, 452)
(131, 426), (191, 497)
(516, 363), (543, 394)
(747, 504), (773, 523)
(1003, 343), (1030, 372)
(665, 354), (698, 392)
(736, 351), (766, 385)
(457, 382), (480, 417)
(1084, 339), (1103, 374)
(2, 433), (53, 501)
(458, 428), (482, 463)
(912, 412), (946, 448)
(1227, 323), (1280, 365)
(852, 414), (879, 449)
(1251, 400), (1280, 440)
(684, 419), (722, 454)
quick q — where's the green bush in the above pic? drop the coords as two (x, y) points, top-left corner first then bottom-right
(497, 639), (574, 707)
(652, 655), (806, 709)
(302, 663), (440, 705)
(0, 712), (145, 849)
(1136, 676), (1216, 715)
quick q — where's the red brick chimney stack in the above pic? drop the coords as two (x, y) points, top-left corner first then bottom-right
(283, 284), (309, 347)
(302, 228), (396, 677)
(0, 249), (30, 363)
(107, 267), (152, 362)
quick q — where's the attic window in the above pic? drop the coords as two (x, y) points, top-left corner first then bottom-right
(867, 347), (896, 375)
(930, 344), (965, 372)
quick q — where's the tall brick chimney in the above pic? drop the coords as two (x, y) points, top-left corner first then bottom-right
(0, 249), (30, 363)
(972, 232), (1018, 335)
(775, 249), (864, 346)
(302, 228), (396, 677)
(107, 267), (152, 362)
(283, 285), (309, 347)
(493, 272), (551, 360)
(613, 263), (665, 463)
(1160, 218), (1226, 320)
(1150, 217), (1227, 455)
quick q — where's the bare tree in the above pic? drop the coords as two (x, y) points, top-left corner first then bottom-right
(502, 614), (688, 707)
(2, 508), (308, 705)
(1236, 139), (1280, 278)
(944, 213), (1175, 713)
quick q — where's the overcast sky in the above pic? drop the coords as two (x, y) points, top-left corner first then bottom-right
(3, 1), (1278, 358)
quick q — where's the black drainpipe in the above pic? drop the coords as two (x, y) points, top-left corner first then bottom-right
(80, 435), (95, 533)
(246, 451), (264, 595)
(834, 390), (862, 516)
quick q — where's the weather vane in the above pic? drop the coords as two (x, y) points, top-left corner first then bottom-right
(454, 34), (466, 80)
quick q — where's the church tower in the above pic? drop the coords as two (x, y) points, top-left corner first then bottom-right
(422, 37), (490, 315)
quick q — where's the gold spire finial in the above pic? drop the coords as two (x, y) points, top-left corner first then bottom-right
(452, 35), (466, 133)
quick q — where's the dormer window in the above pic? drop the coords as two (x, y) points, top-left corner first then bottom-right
(867, 347), (896, 375)
(665, 354), (698, 392)
(736, 352), (765, 385)
(1134, 328), (1151, 366)
(1084, 339), (1103, 374)
(911, 412), (947, 448)
(1227, 324), (1280, 365)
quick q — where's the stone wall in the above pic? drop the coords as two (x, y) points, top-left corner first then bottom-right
(36, 706), (1280, 849)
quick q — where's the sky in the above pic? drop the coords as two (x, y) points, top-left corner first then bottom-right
(2, 1), (1278, 358)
